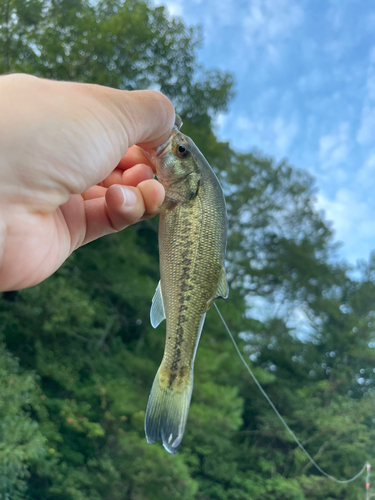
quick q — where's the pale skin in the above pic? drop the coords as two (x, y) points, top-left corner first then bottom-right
(0, 74), (175, 291)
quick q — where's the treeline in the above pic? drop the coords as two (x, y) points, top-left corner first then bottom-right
(0, 1), (374, 499)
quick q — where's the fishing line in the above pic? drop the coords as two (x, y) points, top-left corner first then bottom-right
(214, 302), (369, 485)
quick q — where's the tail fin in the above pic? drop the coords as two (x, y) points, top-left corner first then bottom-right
(145, 367), (193, 455)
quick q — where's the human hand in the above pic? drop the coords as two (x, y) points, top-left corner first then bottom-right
(0, 74), (175, 291)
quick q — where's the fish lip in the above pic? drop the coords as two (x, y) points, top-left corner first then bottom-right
(153, 115), (183, 157)
(155, 138), (171, 157)
(156, 126), (182, 157)
(141, 140), (171, 163)
(143, 127), (179, 160)
(142, 113), (183, 160)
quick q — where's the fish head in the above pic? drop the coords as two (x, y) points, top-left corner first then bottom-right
(142, 115), (201, 187)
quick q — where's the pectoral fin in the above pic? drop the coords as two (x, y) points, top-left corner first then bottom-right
(206, 267), (229, 309)
(166, 172), (201, 202)
(140, 200), (177, 220)
(150, 281), (166, 328)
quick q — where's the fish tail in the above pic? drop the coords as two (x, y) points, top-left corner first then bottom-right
(145, 366), (193, 455)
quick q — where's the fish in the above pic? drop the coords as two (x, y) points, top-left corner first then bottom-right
(142, 115), (228, 455)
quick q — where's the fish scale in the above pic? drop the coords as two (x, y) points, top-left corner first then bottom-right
(142, 116), (228, 454)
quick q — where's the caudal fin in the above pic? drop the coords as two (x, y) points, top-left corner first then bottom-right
(145, 368), (193, 455)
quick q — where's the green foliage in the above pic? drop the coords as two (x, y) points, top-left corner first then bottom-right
(0, 342), (46, 499)
(0, 0), (44, 73)
(1, 0), (375, 498)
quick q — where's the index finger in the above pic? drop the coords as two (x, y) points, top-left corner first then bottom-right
(117, 145), (156, 172)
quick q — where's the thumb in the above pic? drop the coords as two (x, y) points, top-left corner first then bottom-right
(84, 84), (176, 149)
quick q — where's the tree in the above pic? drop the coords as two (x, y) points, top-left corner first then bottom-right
(0, 0), (43, 73)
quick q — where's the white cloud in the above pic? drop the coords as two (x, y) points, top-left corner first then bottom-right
(326, 0), (344, 30)
(184, 0), (304, 60)
(325, 39), (347, 60)
(366, 12), (375, 31)
(233, 114), (298, 158)
(316, 189), (375, 263)
(357, 107), (375, 145)
(357, 46), (375, 144)
(297, 68), (325, 92)
(235, 116), (252, 132)
(166, 2), (182, 16)
(358, 150), (375, 186)
(319, 122), (350, 170)
(213, 113), (228, 132)
(165, 0), (183, 16)
(209, 1), (237, 26)
(184, 0), (238, 38)
(367, 49), (375, 97)
(273, 116), (298, 155)
(242, 0), (303, 47)
(152, 0), (183, 17)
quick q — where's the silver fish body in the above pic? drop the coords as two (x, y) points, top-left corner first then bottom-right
(143, 116), (228, 454)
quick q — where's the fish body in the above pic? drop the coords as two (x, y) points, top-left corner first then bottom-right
(143, 116), (228, 454)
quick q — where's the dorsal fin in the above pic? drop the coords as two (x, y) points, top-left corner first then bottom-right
(174, 114), (183, 130)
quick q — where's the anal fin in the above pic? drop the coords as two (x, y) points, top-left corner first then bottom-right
(150, 281), (166, 328)
(206, 267), (229, 309)
(215, 266), (229, 300)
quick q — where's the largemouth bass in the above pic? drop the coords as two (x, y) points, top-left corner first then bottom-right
(142, 115), (228, 454)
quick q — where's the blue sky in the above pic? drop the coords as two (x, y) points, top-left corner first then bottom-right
(154, 0), (375, 267)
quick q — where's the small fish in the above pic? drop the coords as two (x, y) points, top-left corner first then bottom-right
(142, 115), (228, 454)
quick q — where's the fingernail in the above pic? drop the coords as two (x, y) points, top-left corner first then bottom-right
(120, 186), (137, 207)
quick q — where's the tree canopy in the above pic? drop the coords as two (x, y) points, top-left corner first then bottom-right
(0, 1), (374, 498)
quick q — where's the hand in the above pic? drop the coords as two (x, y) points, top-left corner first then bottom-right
(0, 74), (175, 291)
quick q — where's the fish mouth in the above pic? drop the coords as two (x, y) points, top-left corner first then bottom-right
(141, 138), (171, 162)
(155, 137), (172, 157)
(142, 115), (183, 160)
(142, 126), (180, 161)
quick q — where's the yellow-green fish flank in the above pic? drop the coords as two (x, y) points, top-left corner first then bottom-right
(142, 115), (228, 454)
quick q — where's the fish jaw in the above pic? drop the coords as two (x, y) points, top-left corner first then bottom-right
(141, 135), (173, 162)
(141, 114), (183, 163)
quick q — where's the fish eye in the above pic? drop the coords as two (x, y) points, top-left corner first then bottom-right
(176, 144), (190, 158)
